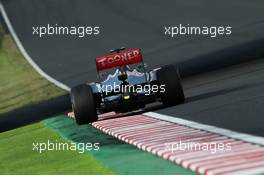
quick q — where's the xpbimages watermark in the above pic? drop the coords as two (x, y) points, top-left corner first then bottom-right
(164, 140), (232, 154)
(164, 24), (232, 38)
(32, 24), (100, 38)
(32, 140), (100, 153)
(98, 82), (166, 96)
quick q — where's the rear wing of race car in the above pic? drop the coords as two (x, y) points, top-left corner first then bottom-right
(95, 48), (143, 71)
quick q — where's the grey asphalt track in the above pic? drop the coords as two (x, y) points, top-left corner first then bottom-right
(3, 0), (264, 85)
(1, 0), (264, 136)
(156, 59), (264, 136)
(0, 95), (71, 132)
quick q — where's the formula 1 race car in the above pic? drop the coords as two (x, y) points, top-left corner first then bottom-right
(70, 47), (185, 124)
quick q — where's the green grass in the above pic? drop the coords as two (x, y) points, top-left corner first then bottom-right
(0, 34), (196, 175)
(0, 35), (116, 175)
(0, 123), (116, 175)
(0, 35), (64, 113)
(43, 115), (198, 175)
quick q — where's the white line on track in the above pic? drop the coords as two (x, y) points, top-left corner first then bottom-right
(2, 1), (263, 147)
(92, 114), (264, 175)
(0, 2), (70, 91)
(144, 112), (264, 146)
(2, 2), (264, 174)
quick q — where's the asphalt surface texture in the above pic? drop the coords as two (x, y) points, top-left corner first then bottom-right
(0, 94), (71, 132)
(3, 0), (264, 85)
(1, 0), (264, 136)
(156, 58), (264, 137)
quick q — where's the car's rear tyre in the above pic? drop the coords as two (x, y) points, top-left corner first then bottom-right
(70, 84), (98, 125)
(157, 65), (185, 106)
